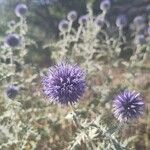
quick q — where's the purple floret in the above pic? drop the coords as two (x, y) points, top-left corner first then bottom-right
(41, 63), (86, 105)
(113, 90), (144, 122)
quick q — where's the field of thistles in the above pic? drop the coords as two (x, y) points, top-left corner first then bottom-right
(0, 0), (150, 150)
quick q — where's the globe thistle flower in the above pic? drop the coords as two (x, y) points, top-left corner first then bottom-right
(67, 10), (78, 22)
(100, 0), (111, 12)
(134, 34), (146, 45)
(5, 85), (19, 99)
(116, 15), (127, 29)
(113, 90), (144, 122)
(58, 20), (69, 32)
(15, 4), (28, 17)
(4, 34), (20, 47)
(78, 15), (89, 25)
(133, 16), (145, 26)
(41, 63), (86, 105)
(94, 17), (105, 28)
(133, 16), (145, 32)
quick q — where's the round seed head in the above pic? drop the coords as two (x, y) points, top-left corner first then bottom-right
(67, 10), (78, 22)
(4, 34), (20, 47)
(15, 4), (28, 17)
(113, 90), (144, 122)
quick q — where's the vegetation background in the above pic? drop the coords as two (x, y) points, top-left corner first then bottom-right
(0, 0), (150, 150)
(0, 0), (149, 67)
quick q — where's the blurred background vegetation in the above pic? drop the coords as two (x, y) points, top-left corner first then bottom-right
(0, 0), (150, 149)
(0, 0), (149, 67)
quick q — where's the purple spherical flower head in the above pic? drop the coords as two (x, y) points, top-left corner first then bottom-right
(15, 4), (28, 17)
(67, 10), (78, 22)
(133, 16), (145, 26)
(6, 85), (19, 99)
(4, 34), (20, 47)
(78, 15), (89, 25)
(113, 90), (144, 122)
(58, 20), (69, 32)
(116, 15), (127, 29)
(41, 63), (86, 105)
(100, 0), (111, 12)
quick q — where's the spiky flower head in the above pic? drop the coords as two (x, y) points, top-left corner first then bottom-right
(100, 0), (111, 12)
(113, 90), (144, 122)
(15, 4), (28, 17)
(41, 63), (86, 105)
(116, 15), (127, 29)
(4, 34), (20, 47)
(78, 15), (89, 25)
(5, 85), (19, 99)
(58, 20), (69, 32)
(134, 34), (146, 45)
(133, 16), (145, 26)
(67, 10), (78, 22)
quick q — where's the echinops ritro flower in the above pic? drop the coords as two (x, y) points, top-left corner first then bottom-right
(58, 20), (69, 32)
(113, 90), (144, 122)
(15, 4), (28, 17)
(116, 15), (127, 29)
(4, 34), (20, 47)
(5, 85), (19, 99)
(41, 63), (86, 105)
(67, 10), (78, 22)
(78, 15), (89, 25)
(100, 0), (111, 12)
